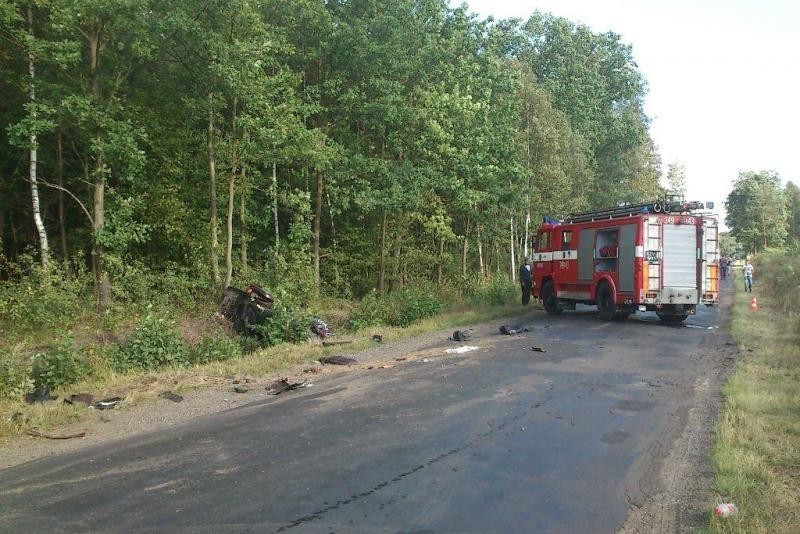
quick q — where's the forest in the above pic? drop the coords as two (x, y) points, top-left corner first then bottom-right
(0, 0), (662, 308)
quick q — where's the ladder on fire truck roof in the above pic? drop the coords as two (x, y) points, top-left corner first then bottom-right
(562, 200), (705, 224)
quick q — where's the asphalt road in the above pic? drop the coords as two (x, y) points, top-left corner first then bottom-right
(0, 305), (723, 533)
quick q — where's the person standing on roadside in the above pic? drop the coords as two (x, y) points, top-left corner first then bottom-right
(743, 259), (754, 292)
(519, 256), (532, 305)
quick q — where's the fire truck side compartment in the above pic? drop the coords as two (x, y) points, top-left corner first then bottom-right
(578, 228), (595, 281)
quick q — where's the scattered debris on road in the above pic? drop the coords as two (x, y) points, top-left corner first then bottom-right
(233, 386), (249, 394)
(64, 393), (94, 406)
(26, 428), (86, 440)
(94, 397), (122, 410)
(310, 318), (334, 339)
(378, 364), (394, 369)
(303, 366), (322, 374)
(319, 355), (357, 366)
(395, 357), (407, 361)
(372, 334), (383, 343)
(159, 391), (184, 403)
(531, 346), (547, 353)
(450, 329), (472, 341)
(499, 324), (528, 335)
(444, 346), (479, 354)
(265, 378), (309, 395)
(714, 503), (737, 518)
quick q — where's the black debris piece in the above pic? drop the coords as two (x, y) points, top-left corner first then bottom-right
(319, 355), (357, 366)
(94, 397), (122, 410)
(64, 393), (94, 406)
(531, 346), (547, 353)
(159, 391), (184, 403)
(451, 330), (471, 341)
(25, 388), (57, 404)
(499, 324), (529, 335)
(310, 318), (334, 339)
(233, 386), (249, 394)
(265, 378), (306, 395)
(372, 334), (383, 343)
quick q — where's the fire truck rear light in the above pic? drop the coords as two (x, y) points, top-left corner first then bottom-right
(703, 293), (716, 300)
(645, 292), (658, 299)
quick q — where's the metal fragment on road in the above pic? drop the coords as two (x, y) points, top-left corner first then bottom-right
(444, 346), (479, 354)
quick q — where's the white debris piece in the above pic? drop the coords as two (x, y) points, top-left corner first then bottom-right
(444, 345), (479, 354)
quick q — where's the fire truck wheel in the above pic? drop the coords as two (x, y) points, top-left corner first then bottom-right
(542, 280), (562, 315)
(657, 313), (688, 324)
(596, 283), (616, 321)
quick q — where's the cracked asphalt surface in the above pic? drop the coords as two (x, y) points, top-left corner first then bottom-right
(0, 303), (726, 533)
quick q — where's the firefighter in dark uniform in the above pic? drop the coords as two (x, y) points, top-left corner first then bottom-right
(519, 256), (532, 305)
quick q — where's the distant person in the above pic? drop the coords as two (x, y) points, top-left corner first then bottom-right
(724, 256), (732, 280)
(519, 256), (532, 305)
(719, 256), (727, 280)
(743, 260), (754, 292)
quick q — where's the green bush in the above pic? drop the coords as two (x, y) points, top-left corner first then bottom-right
(0, 344), (35, 399)
(755, 251), (800, 315)
(0, 254), (89, 334)
(111, 313), (188, 371)
(466, 276), (517, 306)
(348, 284), (449, 330)
(251, 305), (311, 347)
(31, 335), (87, 390)
(190, 332), (242, 364)
(386, 285), (446, 326)
(347, 290), (389, 330)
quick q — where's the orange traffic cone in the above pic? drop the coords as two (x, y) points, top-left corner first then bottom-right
(749, 297), (758, 312)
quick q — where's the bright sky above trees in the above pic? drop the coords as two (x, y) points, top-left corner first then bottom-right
(463, 0), (800, 227)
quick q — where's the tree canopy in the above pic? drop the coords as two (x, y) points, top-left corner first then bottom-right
(0, 1), (663, 304)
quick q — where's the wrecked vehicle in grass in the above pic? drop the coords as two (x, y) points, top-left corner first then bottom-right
(219, 285), (275, 336)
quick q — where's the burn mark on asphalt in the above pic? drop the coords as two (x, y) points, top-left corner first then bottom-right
(601, 430), (631, 444)
(275, 396), (555, 532)
(615, 400), (657, 412)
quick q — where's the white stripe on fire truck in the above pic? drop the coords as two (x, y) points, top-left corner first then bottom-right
(635, 245), (644, 258)
(534, 250), (578, 262)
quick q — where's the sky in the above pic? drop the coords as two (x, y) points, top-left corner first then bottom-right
(458, 0), (800, 228)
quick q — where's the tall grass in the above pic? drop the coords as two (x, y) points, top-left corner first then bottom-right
(710, 253), (800, 533)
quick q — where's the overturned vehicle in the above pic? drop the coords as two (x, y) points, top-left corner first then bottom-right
(218, 285), (274, 336)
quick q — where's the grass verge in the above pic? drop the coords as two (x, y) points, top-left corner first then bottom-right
(0, 299), (534, 442)
(709, 285), (800, 532)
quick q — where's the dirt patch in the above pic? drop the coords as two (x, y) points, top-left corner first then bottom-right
(0, 310), (540, 469)
(618, 286), (738, 533)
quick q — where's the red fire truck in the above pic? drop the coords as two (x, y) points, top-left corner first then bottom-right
(531, 200), (719, 323)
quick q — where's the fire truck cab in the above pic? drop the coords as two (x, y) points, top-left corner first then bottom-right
(531, 201), (719, 323)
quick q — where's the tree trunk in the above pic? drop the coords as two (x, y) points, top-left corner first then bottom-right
(390, 222), (403, 292)
(462, 216), (470, 277)
(88, 22), (110, 310)
(208, 93), (220, 287)
(27, 5), (49, 268)
(56, 128), (67, 262)
(313, 172), (323, 297)
(239, 164), (247, 271)
(272, 155), (279, 257)
(524, 199), (531, 259)
(437, 234), (444, 284)
(510, 216), (516, 282)
(326, 189), (340, 288)
(224, 97), (237, 289)
(378, 210), (387, 294)
(477, 224), (484, 278)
